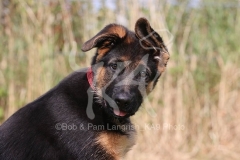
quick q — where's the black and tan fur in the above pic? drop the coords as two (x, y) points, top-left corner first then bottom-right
(0, 18), (169, 160)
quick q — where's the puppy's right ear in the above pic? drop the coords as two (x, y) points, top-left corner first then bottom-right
(81, 24), (127, 60)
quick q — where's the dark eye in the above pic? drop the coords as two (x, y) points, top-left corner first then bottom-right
(140, 71), (149, 81)
(110, 63), (117, 71)
(141, 71), (147, 77)
(108, 39), (116, 47)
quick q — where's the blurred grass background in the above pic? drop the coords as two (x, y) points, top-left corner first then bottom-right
(0, 0), (240, 159)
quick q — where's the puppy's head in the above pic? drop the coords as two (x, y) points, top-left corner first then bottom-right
(82, 18), (169, 119)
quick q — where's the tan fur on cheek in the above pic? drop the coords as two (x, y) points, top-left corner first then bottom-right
(162, 52), (170, 67)
(158, 65), (165, 73)
(146, 81), (154, 94)
(158, 52), (170, 73)
(95, 66), (114, 90)
(95, 67), (106, 89)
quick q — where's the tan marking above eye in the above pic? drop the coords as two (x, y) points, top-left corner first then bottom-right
(119, 55), (131, 62)
(96, 48), (110, 62)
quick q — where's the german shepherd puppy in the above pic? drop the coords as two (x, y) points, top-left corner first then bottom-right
(0, 18), (169, 160)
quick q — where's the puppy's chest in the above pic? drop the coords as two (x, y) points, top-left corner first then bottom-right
(95, 128), (136, 160)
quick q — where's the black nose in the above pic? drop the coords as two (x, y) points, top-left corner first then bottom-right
(114, 94), (132, 108)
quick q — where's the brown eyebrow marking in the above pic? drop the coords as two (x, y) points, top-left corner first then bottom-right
(96, 48), (111, 62)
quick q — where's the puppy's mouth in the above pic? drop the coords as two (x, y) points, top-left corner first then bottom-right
(109, 107), (128, 117)
(103, 100), (132, 118)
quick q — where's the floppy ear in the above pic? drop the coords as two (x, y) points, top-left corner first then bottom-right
(135, 18), (170, 72)
(135, 18), (165, 49)
(81, 24), (127, 57)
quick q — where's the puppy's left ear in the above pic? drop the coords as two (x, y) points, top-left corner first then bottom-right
(135, 18), (170, 72)
(135, 18), (165, 50)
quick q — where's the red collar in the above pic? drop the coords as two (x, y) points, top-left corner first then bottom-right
(87, 67), (94, 89)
